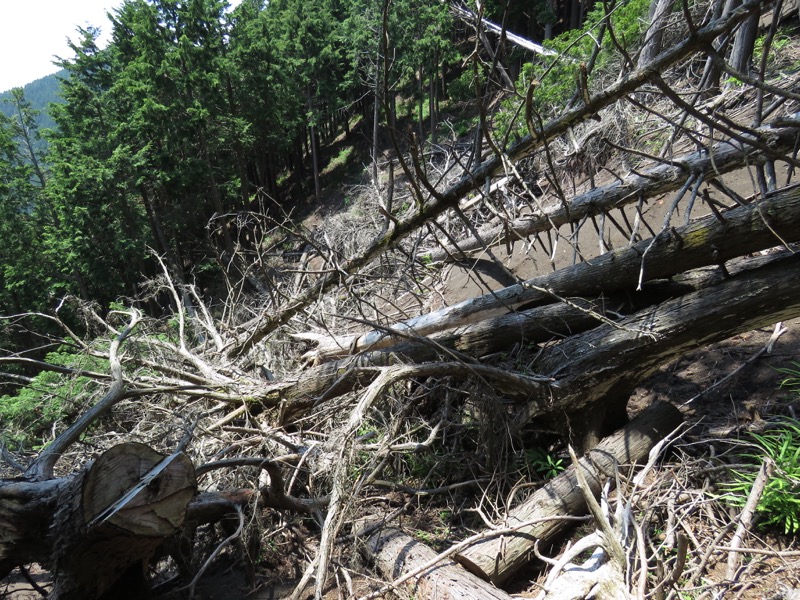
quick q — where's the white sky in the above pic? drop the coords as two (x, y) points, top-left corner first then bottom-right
(0, 0), (242, 93)
(0, 0), (124, 92)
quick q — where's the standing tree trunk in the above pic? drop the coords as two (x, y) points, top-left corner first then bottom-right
(729, 8), (761, 73)
(638, 0), (675, 67)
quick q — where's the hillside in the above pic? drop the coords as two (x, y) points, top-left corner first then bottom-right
(1, 0), (800, 599)
(0, 70), (64, 133)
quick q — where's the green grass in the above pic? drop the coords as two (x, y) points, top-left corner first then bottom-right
(719, 416), (800, 534)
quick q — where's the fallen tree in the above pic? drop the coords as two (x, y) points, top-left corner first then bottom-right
(301, 183), (800, 364)
(2, 0), (798, 597)
(419, 123), (800, 266)
(454, 401), (683, 584)
(0, 443), (196, 599)
(271, 186), (800, 428)
(364, 528), (515, 600)
(225, 0), (769, 358)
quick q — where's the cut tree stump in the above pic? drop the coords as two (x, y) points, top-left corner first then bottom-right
(1, 442), (196, 600)
(365, 527), (515, 600)
(454, 401), (683, 585)
(51, 442), (196, 600)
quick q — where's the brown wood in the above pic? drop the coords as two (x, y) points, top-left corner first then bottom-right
(455, 401), (683, 585)
(50, 443), (196, 599)
(366, 527), (515, 600)
(1, 443), (197, 600)
(306, 184), (800, 364)
(81, 442), (196, 536)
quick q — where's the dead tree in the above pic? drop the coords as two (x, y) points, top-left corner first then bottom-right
(1, 0), (798, 597)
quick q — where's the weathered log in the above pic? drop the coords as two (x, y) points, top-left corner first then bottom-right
(365, 527), (515, 600)
(306, 184), (800, 364)
(275, 188), (800, 423)
(284, 255), (759, 414)
(421, 124), (799, 265)
(455, 401), (683, 585)
(227, 0), (765, 358)
(1, 443), (196, 600)
(517, 251), (800, 430)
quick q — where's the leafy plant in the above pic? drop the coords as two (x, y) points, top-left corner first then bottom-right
(0, 351), (105, 449)
(720, 417), (800, 534)
(526, 447), (565, 479)
(776, 362), (800, 394)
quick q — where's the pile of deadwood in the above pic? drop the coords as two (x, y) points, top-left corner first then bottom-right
(3, 0), (800, 596)
(2, 142), (798, 597)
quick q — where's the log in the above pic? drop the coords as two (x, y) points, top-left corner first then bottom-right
(281, 280), (701, 418)
(516, 251), (800, 428)
(1, 443), (196, 600)
(0, 477), (64, 579)
(366, 527), (515, 600)
(306, 184), (800, 364)
(275, 188), (800, 422)
(455, 401), (683, 585)
(421, 124), (800, 265)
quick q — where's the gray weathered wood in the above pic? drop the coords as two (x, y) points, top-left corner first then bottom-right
(366, 527), (515, 599)
(515, 251), (800, 428)
(421, 124), (799, 266)
(455, 401), (683, 584)
(301, 185), (800, 368)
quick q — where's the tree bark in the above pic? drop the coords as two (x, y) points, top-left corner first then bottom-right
(729, 8), (761, 73)
(514, 251), (800, 429)
(365, 527), (515, 600)
(2, 443), (196, 600)
(638, 0), (675, 67)
(455, 401), (683, 584)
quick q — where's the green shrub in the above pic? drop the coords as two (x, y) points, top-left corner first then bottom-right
(526, 447), (565, 479)
(0, 350), (105, 449)
(720, 417), (800, 534)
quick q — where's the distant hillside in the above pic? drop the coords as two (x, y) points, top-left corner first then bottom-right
(0, 71), (66, 133)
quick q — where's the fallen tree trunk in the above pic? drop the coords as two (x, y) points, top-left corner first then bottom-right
(516, 251), (800, 429)
(365, 527), (515, 600)
(277, 248), (800, 436)
(304, 184), (800, 364)
(226, 0), (766, 358)
(270, 186), (800, 422)
(279, 277), (707, 419)
(421, 124), (800, 265)
(1, 443), (196, 599)
(455, 401), (683, 585)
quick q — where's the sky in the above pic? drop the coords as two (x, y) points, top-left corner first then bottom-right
(0, 0), (125, 92)
(0, 0), (242, 93)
